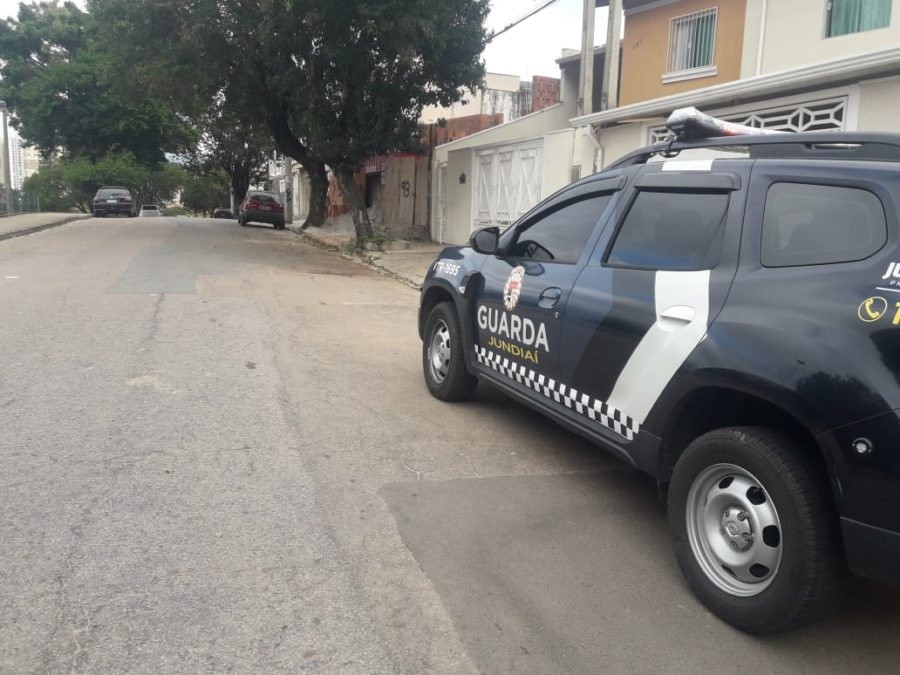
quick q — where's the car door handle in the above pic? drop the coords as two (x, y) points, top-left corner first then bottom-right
(539, 287), (563, 309)
(659, 305), (696, 330)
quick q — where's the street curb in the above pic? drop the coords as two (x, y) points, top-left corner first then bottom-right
(0, 214), (91, 242)
(291, 227), (423, 290)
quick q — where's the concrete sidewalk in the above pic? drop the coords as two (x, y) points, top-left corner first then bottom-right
(0, 212), (91, 241)
(297, 222), (445, 289)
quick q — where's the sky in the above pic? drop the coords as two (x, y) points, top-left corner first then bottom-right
(484, 0), (607, 78)
(0, 0), (602, 79)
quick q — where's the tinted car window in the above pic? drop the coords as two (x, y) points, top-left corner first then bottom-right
(506, 194), (612, 264)
(607, 190), (730, 270)
(249, 193), (280, 203)
(97, 189), (130, 198)
(761, 183), (887, 267)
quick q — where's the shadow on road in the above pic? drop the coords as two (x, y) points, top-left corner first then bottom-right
(383, 382), (900, 675)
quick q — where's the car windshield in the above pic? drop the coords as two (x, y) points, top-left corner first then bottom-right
(250, 193), (279, 203)
(98, 189), (129, 198)
(141, 205), (158, 210)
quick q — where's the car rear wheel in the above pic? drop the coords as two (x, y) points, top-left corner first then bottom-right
(668, 426), (845, 633)
(423, 301), (477, 402)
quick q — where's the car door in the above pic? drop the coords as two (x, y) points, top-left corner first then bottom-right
(470, 180), (622, 400)
(557, 162), (749, 444)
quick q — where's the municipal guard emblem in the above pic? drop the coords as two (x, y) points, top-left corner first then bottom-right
(503, 266), (525, 311)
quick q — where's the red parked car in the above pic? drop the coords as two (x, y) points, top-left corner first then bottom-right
(238, 191), (285, 229)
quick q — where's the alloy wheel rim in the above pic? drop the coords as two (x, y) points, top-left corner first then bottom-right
(685, 463), (784, 597)
(428, 320), (451, 384)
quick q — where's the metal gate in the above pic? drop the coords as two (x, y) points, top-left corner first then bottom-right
(473, 140), (543, 231)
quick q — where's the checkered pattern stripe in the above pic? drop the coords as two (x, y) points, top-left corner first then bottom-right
(476, 346), (640, 441)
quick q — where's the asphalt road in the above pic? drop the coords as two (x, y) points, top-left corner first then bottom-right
(2, 216), (899, 673)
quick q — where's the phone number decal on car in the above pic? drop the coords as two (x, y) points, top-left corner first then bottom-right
(432, 260), (461, 277)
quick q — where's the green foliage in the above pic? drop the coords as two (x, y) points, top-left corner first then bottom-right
(89, 0), (491, 236)
(0, 1), (193, 163)
(181, 169), (230, 216)
(24, 152), (186, 212)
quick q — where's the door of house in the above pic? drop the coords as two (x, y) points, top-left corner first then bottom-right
(473, 140), (543, 232)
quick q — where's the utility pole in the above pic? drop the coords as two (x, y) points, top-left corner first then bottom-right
(577, 0), (596, 117)
(601, 0), (623, 111)
(0, 101), (12, 214)
(283, 154), (293, 225)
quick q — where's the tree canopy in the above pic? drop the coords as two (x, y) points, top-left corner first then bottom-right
(90, 0), (491, 242)
(24, 153), (186, 213)
(0, 1), (192, 163)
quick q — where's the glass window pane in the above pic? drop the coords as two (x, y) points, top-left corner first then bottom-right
(607, 190), (730, 270)
(827, 0), (891, 37)
(507, 194), (613, 265)
(761, 183), (886, 267)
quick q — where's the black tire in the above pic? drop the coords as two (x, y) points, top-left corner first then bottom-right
(422, 301), (477, 402)
(668, 427), (846, 634)
(238, 213), (247, 226)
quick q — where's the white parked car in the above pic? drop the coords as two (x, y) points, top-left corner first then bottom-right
(139, 204), (163, 217)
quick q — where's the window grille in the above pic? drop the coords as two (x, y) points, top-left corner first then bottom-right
(667, 8), (718, 73)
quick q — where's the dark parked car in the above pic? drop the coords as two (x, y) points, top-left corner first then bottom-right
(419, 111), (900, 633)
(92, 186), (136, 217)
(239, 191), (285, 229)
(212, 208), (234, 219)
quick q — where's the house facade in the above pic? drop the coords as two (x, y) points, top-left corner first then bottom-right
(584, 0), (900, 167)
(432, 47), (608, 245)
(431, 0), (900, 245)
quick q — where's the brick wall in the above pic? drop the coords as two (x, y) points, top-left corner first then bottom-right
(325, 170), (366, 219)
(427, 113), (505, 146)
(531, 76), (561, 113)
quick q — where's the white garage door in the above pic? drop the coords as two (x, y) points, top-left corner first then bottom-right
(473, 140), (543, 231)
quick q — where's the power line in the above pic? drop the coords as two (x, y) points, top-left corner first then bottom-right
(489, 0), (565, 41)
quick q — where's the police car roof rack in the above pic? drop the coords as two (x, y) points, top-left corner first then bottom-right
(609, 107), (900, 168)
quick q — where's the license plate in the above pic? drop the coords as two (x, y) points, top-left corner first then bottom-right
(107, 199), (117, 203)
(260, 205), (271, 211)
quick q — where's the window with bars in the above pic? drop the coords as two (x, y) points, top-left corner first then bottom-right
(667, 8), (718, 73)
(826, 0), (892, 37)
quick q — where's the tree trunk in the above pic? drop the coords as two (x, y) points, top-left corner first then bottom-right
(305, 160), (327, 229)
(229, 161), (252, 205)
(262, 99), (327, 228)
(336, 166), (372, 246)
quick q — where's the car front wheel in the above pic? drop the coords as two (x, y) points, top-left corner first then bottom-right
(422, 301), (477, 402)
(668, 427), (845, 633)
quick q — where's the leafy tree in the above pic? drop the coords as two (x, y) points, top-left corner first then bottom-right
(187, 91), (273, 206)
(90, 0), (490, 244)
(181, 169), (230, 216)
(0, 1), (192, 163)
(272, 1), (491, 241)
(24, 152), (185, 212)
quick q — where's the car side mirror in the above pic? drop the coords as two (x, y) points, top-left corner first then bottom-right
(470, 226), (500, 255)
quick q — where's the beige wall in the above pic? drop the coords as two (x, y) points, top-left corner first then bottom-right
(542, 128), (576, 196)
(758, 0), (900, 74)
(598, 123), (650, 168)
(858, 78), (900, 132)
(441, 148), (475, 244)
(620, 0), (747, 105)
(421, 72), (522, 124)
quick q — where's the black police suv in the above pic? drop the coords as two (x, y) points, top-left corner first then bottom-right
(419, 119), (900, 634)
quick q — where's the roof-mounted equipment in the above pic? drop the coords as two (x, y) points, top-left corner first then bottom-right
(666, 107), (785, 141)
